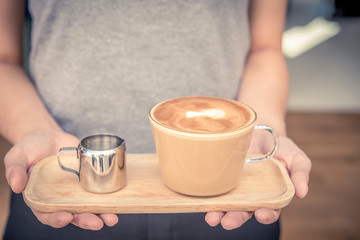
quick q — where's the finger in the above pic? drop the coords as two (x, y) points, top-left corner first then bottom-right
(292, 170), (309, 198)
(23, 194), (74, 229)
(205, 212), (225, 227)
(254, 208), (281, 225)
(32, 209), (73, 228)
(4, 149), (29, 193)
(220, 211), (253, 230)
(99, 214), (118, 227)
(72, 213), (104, 230)
(289, 153), (312, 198)
(276, 137), (312, 198)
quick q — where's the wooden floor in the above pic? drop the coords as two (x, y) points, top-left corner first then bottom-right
(281, 113), (360, 240)
(0, 135), (11, 238)
(0, 113), (359, 239)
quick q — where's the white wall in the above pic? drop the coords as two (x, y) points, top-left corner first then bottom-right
(285, 1), (360, 112)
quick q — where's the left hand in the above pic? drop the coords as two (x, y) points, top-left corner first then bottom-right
(205, 135), (312, 230)
(4, 130), (119, 230)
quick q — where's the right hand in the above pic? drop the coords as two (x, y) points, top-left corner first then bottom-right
(4, 130), (119, 230)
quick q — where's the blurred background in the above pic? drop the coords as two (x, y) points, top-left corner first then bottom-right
(1, 0), (359, 239)
(282, 0), (360, 239)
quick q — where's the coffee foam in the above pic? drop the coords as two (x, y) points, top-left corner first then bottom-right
(151, 96), (254, 133)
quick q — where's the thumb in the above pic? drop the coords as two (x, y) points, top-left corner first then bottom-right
(4, 148), (29, 193)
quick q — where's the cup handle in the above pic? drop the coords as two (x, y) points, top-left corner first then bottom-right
(57, 147), (80, 178)
(245, 125), (279, 163)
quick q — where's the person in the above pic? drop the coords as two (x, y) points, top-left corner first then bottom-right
(0, 0), (311, 239)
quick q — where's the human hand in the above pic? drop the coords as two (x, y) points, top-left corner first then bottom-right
(205, 135), (312, 230)
(4, 130), (119, 230)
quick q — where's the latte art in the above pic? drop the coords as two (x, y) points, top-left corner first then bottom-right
(186, 109), (225, 118)
(151, 96), (255, 133)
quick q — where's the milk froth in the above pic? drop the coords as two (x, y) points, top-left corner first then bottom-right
(151, 96), (254, 133)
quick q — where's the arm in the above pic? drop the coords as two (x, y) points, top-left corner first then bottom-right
(239, 0), (310, 201)
(0, 1), (62, 144)
(237, 0), (289, 136)
(0, 0), (117, 230)
(205, 0), (311, 229)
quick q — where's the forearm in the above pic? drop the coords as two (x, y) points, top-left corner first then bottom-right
(0, 62), (62, 144)
(237, 48), (289, 136)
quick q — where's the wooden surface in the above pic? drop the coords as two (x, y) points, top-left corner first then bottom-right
(281, 113), (360, 240)
(24, 154), (294, 214)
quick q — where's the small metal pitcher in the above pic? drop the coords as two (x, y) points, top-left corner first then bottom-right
(57, 134), (126, 193)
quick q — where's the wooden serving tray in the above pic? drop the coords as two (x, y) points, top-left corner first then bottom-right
(24, 154), (294, 214)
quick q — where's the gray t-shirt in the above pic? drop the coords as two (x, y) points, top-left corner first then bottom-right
(29, 0), (250, 153)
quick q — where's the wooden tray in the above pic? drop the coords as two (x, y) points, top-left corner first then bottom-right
(24, 154), (294, 214)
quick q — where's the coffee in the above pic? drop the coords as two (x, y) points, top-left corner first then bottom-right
(151, 96), (255, 133)
(149, 96), (276, 197)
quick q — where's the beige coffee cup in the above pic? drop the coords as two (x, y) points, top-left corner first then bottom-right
(149, 96), (278, 197)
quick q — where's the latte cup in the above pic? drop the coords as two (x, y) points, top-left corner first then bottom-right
(57, 134), (127, 193)
(149, 96), (278, 196)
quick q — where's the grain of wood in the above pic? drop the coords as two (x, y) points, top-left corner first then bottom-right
(24, 154), (294, 214)
(281, 113), (360, 240)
